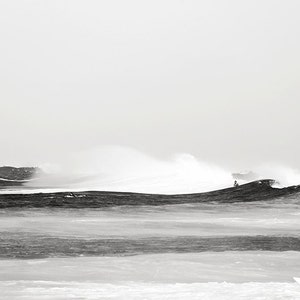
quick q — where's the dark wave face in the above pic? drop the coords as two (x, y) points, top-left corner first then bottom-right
(1, 180), (300, 209)
(0, 180), (300, 260)
(1, 234), (300, 259)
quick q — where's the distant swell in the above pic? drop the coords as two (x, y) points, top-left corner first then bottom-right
(1, 180), (300, 209)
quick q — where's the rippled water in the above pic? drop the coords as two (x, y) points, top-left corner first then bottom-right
(1, 198), (300, 299)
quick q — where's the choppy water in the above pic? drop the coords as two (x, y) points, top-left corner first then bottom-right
(1, 186), (300, 299)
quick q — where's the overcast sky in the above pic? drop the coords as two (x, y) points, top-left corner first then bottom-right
(1, 0), (300, 169)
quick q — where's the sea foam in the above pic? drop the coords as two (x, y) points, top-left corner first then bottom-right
(20, 146), (300, 194)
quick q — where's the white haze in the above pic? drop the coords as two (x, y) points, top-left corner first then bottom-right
(0, 0), (300, 169)
(22, 146), (300, 194)
(27, 146), (233, 194)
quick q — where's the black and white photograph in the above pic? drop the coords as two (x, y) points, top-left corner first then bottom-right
(1, 1), (300, 299)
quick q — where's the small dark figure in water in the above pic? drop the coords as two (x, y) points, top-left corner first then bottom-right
(234, 180), (239, 187)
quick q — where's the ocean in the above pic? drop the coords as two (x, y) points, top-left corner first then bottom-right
(0, 181), (300, 299)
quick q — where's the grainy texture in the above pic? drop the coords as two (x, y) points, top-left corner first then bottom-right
(1, 234), (300, 259)
(0, 166), (39, 188)
(0, 180), (300, 208)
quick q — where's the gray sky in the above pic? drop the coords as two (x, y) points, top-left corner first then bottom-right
(1, 0), (300, 169)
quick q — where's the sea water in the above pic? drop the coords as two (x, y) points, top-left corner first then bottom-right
(0, 198), (300, 299)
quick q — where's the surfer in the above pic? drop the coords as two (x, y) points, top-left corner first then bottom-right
(234, 180), (239, 187)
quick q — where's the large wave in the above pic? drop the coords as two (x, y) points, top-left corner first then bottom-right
(26, 146), (233, 194)
(23, 146), (300, 194)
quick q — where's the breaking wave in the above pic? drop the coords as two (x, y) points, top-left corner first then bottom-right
(23, 146), (300, 194)
(26, 146), (233, 194)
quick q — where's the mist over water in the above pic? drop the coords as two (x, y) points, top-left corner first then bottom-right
(3, 147), (300, 299)
(25, 146), (232, 193)
(1, 0), (300, 298)
(24, 146), (300, 194)
(256, 164), (300, 188)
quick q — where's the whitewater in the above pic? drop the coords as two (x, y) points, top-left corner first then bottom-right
(14, 146), (300, 194)
(1, 198), (300, 299)
(1, 147), (300, 299)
